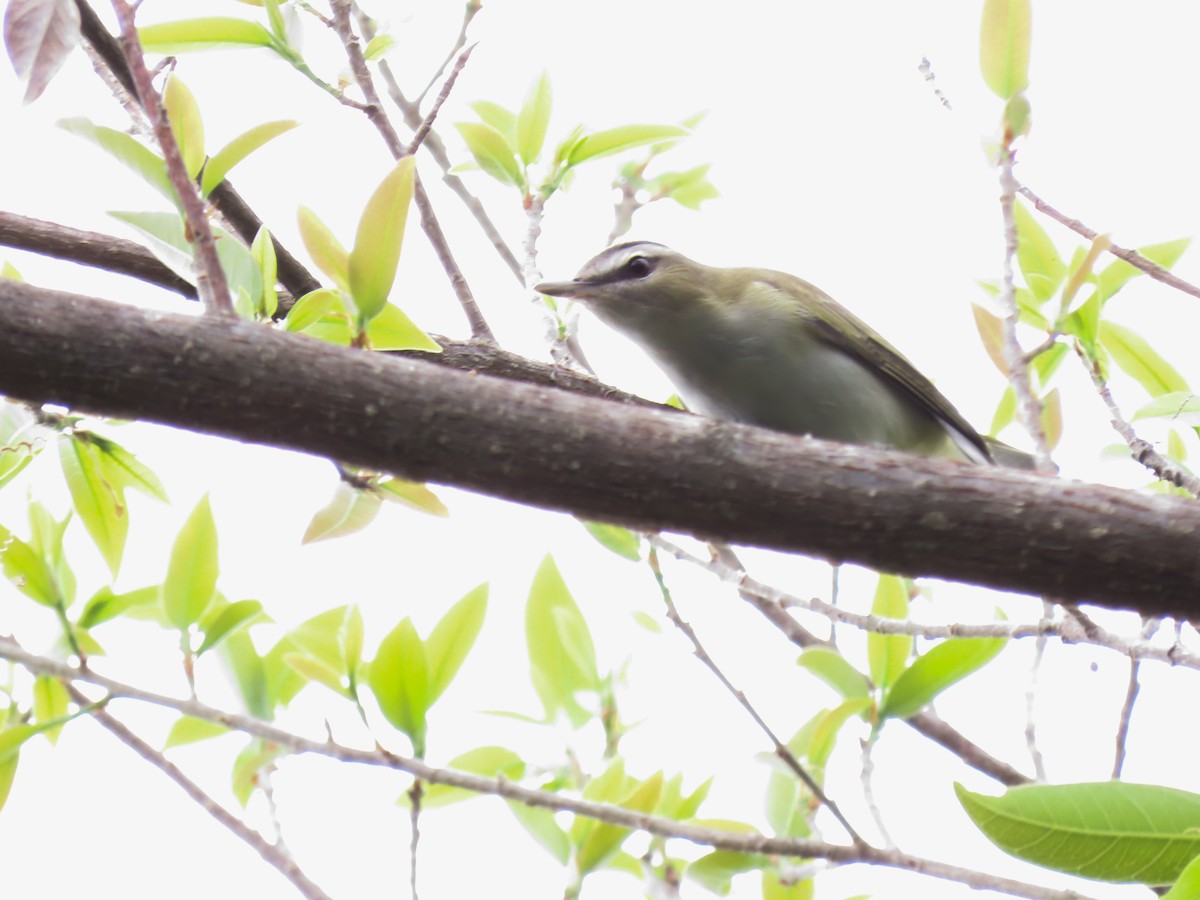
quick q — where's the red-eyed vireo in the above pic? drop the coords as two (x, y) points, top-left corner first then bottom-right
(536, 241), (1032, 468)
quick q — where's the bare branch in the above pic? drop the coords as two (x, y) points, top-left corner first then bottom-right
(407, 44), (475, 156)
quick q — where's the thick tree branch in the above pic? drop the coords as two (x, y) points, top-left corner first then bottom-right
(1, 280), (1199, 616)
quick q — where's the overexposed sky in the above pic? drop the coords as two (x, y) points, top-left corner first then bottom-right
(2, 2), (1199, 898)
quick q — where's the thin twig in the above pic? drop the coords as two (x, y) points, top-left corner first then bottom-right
(1074, 343), (1200, 496)
(108, 1), (233, 317)
(330, 0), (495, 343)
(1112, 618), (1160, 779)
(1018, 185), (1200, 302)
(59, 681), (332, 899)
(860, 732), (894, 848)
(647, 548), (864, 846)
(1024, 607), (1050, 783)
(413, 0), (481, 106)
(0, 639), (1092, 899)
(407, 44), (475, 156)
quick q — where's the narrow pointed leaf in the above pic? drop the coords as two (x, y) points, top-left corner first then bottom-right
(797, 647), (870, 699)
(516, 72), (552, 165)
(576, 771), (663, 875)
(59, 118), (173, 203)
(138, 17), (273, 53)
(348, 156), (417, 322)
(59, 434), (126, 576)
(284, 288), (343, 333)
(508, 800), (570, 864)
(297, 206), (349, 292)
(455, 121), (523, 187)
(980, 0), (1031, 100)
(866, 574), (910, 690)
(363, 303), (441, 352)
(470, 101), (517, 144)
(881, 636), (1006, 720)
(302, 482), (382, 544)
(376, 478), (448, 516)
(526, 556), (599, 725)
(197, 599), (263, 655)
(162, 495), (219, 631)
(250, 226), (278, 317)
(425, 583), (488, 702)
(409, 746), (524, 809)
(580, 521), (641, 560)
(1100, 321), (1188, 397)
(201, 119), (298, 195)
(164, 716), (229, 749)
(163, 75), (205, 180)
(368, 617), (429, 755)
(566, 124), (689, 166)
(89, 435), (168, 502)
(1014, 201), (1065, 301)
(0, 526), (59, 606)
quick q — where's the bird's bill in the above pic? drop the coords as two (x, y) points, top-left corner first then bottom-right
(532, 280), (582, 298)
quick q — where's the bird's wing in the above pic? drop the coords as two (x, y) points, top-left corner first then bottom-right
(750, 273), (993, 461)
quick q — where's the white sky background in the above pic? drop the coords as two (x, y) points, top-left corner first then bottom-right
(3, 1), (1200, 898)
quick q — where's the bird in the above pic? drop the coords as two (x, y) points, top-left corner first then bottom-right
(535, 241), (1032, 468)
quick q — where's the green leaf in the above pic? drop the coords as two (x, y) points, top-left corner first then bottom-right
(881, 636), (1006, 720)
(979, 0), (1031, 100)
(1040, 387), (1063, 451)
(89, 435), (168, 502)
(580, 521), (641, 561)
(108, 210), (194, 283)
(686, 849), (764, 894)
(866, 574), (910, 691)
(301, 483), (382, 544)
(425, 584), (488, 702)
(201, 119), (298, 195)
(0, 404), (37, 491)
(1014, 201), (1065, 302)
(808, 698), (872, 768)
(408, 746), (525, 809)
(526, 555), (599, 726)
(762, 868), (815, 900)
(348, 157), (416, 324)
(297, 206), (349, 292)
(0, 526), (60, 607)
(376, 478), (448, 516)
(138, 17), (274, 53)
(250, 226), (278, 317)
(283, 653), (349, 697)
(363, 303), (441, 352)
(1100, 321), (1189, 397)
(59, 434), (126, 577)
(164, 715), (229, 749)
(957, 781), (1200, 884)
(32, 675), (69, 744)
(221, 630), (271, 720)
(163, 75), (206, 180)
(78, 585), (158, 628)
(162, 495), (219, 631)
(58, 118), (174, 204)
(455, 121), (524, 188)
(1134, 392), (1200, 426)
(1096, 238), (1191, 304)
(231, 738), (284, 807)
(797, 647), (869, 699)
(1163, 854), (1200, 900)
(970, 302), (1009, 376)
(469, 101), (518, 144)
(0, 746), (17, 812)
(289, 605), (357, 673)
(197, 599), (264, 655)
(516, 72), (552, 166)
(363, 33), (396, 61)
(284, 288), (344, 333)
(575, 770), (663, 875)
(509, 800), (570, 864)
(368, 617), (429, 756)
(566, 124), (690, 167)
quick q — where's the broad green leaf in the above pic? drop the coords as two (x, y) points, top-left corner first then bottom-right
(425, 584), (488, 702)
(979, 0), (1031, 100)
(32, 675), (69, 744)
(0, 747), (17, 812)
(368, 617), (429, 756)
(0, 526), (59, 607)
(1163, 854), (1200, 900)
(655, 773), (713, 820)
(302, 483), (382, 544)
(348, 157), (416, 323)
(1040, 387), (1063, 451)
(566, 124), (690, 166)
(216, 231), (263, 318)
(201, 119), (298, 195)
(0, 404), (37, 491)
(686, 849), (764, 894)
(284, 288), (343, 333)
(406, 746), (524, 809)
(231, 738), (284, 807)
(809, 698), (872, 768)
(971, 303), (1009, 376)
(164, 716), (229, 749)
(509, 800), (570, 864)
(162, 495), (219, 631)
(580, 521), (641, 561)
(866, 574), (910, 691)
(1014, 201), (1065, 302)
(470, 101), (518, 145)
(1096, 238), (1192, 304)
(1065, 292), (1102, 353)
(297, 206), (349, 292)
(989, 386), (1015, 436)
(526, 555), (599, 726)
(89, 435), (168, 502)
(376, 478), (448, 516)
(363, 33), (396, 61)
(1032, 340), (1069, 387)
(957, 781), (1200, 885)
(197, 599), (263, 655)
(283, 653), (348, 696)
(1100, 321), (1188, 397)
(516, 72), (552, 165)
(221, 630), (271, 720)
(455, 121), (523, 188)
(550, 123), (586, 170)
(250, 226), (278, 317)
(163, 75), (205, 180)
(1134, 392), (1200, 425)
(108, 210), (194, 283)
(78, 585), (158, 628)
(576, 771), (663, 875)
(138, 17), (273, 53)
(881, 637), (1006, 720)
(797, 647), (869, 700)
(59, 434), (126, 577)
(58, 118), (174, 203)
(289, 605), (356, 673)
(363, 303), (441, 352)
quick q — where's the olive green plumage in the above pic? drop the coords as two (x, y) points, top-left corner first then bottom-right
(536, 242), (1031, 468)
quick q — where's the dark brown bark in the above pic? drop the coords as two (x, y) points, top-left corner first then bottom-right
(2, 279), (1198, 617)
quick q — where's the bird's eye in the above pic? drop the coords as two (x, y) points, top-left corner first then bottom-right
(625, 256), (652, 278)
